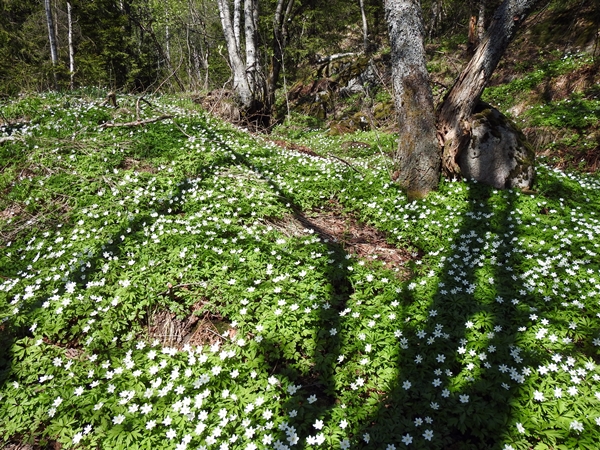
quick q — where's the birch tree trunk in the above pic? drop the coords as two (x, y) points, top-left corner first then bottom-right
(385, 0), (440, 199)
(359, 0), (369, 53)
(244, 0), (259, 94)
(165, 25), (171, 64)
(437, 0), (543, 177)
(233, 0), (242, 49)
(44, 0), (59, 87)
(216, 0), (253, 109)
(67, 1), (75, 90)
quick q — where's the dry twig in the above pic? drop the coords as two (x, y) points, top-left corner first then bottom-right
(99, 115), (174, 129)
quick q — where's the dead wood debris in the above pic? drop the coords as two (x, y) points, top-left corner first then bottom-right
(99, 114), (174, 129)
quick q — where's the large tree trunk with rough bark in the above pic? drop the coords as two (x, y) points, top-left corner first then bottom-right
(385, 0), (440, 199)
(437, 0), (543, 177)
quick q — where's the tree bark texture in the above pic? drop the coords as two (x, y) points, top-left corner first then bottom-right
(266, 0), (294, 114)
(233, 0), (242, 49)
(216, 0), (254, 109)
(244, 0), (259, 94)
(437, 0), (543, 177)
(359, 0), (369, 53)
(44, 0), (59, 87)
(67, 1), (75, 89)
(385, 0), (440, 199)
(478, 0), (487, 41)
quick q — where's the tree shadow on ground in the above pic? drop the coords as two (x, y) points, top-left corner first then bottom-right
(216, 134), (546, 448)
(350, 183), (553, 449)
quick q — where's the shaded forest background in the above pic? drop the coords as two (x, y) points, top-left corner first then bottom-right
(1, 0), (600, 168)
(0, 1), (596, 93)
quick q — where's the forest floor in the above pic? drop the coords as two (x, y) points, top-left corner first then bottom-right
(0, 87), (599, 449)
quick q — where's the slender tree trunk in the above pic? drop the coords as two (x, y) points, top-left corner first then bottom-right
(266, 0), (294, 115)
(385, 0), (440, 199)
(44, 0), (59, 88)
(67, 1), (75, 90)
(359, 0), (369, 53)
(467, 15), (477, 56)
(244, 0), (260, 95)
(166, 25), (171, 64)
(478, 0), (487, 41)
(186, 24), (192, 87)
(437, 0), (543, 177)
(428, 0), (443, 40)
(216, 0), (253, 108)
(233, 0), (242, 49)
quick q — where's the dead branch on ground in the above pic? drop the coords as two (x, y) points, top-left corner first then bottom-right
(99, 115), (174, 129)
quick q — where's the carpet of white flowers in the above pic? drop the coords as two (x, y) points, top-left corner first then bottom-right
(0, 93), (599, 450)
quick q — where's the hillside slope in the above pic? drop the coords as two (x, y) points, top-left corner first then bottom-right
(1, 93), (600, 449)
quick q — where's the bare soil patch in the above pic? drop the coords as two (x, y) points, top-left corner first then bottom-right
(148, 302), (233, 349)
(267, 201), (416, 278)
(542, 65), (599, 102)
(269, 139), (321, 158)
(0, 203), (23, 221)
(120, 157), (157, 173)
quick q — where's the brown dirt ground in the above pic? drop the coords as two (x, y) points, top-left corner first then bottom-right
(266, 200), (416, 276)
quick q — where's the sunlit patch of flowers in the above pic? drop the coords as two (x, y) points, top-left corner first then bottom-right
(1, 93), (599, 449)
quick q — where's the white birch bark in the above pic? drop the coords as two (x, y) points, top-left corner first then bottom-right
(359, 0), (369, 53)
(44, 0), (59, 68)
(216, 0), (253, 108)
(233, 0), (242, 49)
(67, 1), (75, 89)
(166, 24), (171, 63)
(244, 0), (259, 93)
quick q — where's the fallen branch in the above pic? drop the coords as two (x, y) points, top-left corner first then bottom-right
(99, 114), (173, 129)
(315, 52), (357, 64)
(136, 96), (155, 121)
(327, 153), (364, 175)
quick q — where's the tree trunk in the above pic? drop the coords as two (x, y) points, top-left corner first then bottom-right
(428, 0), (443, 40)
(44, 0), (58, 88)
(385, 0), (440, 199)
(216, 0), (253, 109)
(478, 0), (487, 41)
(244, 0), (259, 95)
(266, 0), (294, 115)
(437, 0), (543, 177)
(165, 25), (171, 64)
(233, 0), (242, 49)
(467, 15), (477, 56)
(359, 0), (369, 53)
(67, 1), (75, 90)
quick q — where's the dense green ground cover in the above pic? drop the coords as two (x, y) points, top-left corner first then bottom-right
(482, 51), (600, 169)
(1, 93), (599, 449)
